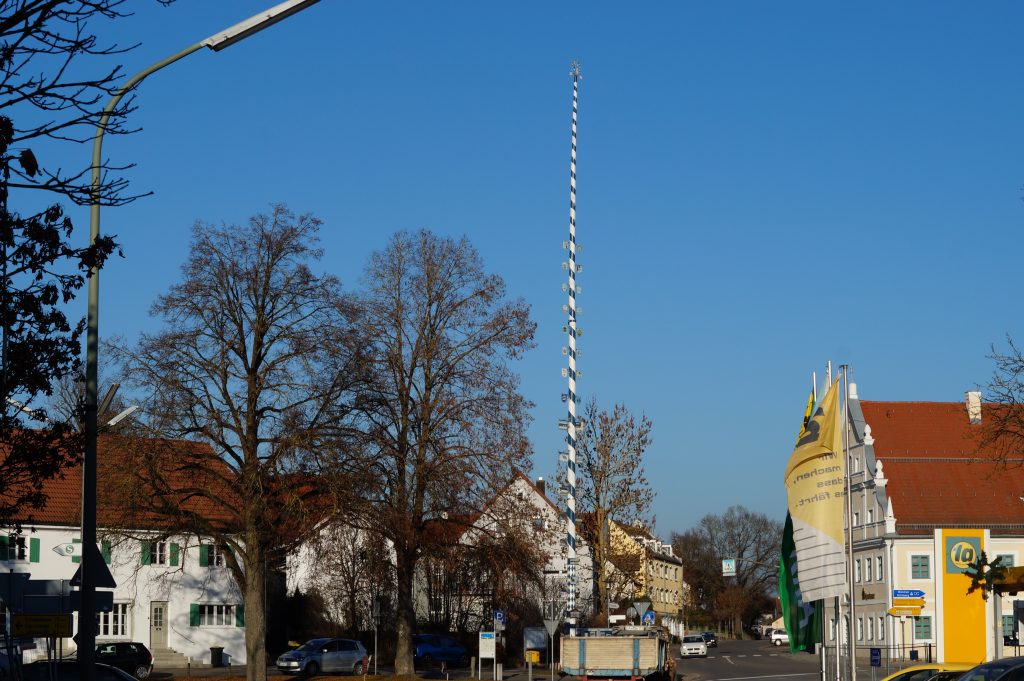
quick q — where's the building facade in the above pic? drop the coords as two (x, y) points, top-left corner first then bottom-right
(834, 386), (1024, 663)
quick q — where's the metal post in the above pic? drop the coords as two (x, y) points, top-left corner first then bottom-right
(842, 365), (856, 681)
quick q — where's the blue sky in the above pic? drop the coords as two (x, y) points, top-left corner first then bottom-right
(54, 1), (1024, 535)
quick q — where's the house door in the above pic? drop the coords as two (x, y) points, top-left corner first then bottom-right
(150, 601), (168, 649)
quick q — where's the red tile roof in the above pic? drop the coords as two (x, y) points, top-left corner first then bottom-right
(5, 434), (237, 530)
(860, 401), (1024, 536)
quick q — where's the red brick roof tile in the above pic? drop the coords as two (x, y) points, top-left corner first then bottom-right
(860, 401), (1024, 536)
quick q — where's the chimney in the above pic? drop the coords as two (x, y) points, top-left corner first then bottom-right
(849, 382), (858, 400)
(965, 391), (982, 425)
(536, 477), (546, 496)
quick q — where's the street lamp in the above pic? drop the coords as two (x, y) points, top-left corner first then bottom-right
(79, 2), (320, 678)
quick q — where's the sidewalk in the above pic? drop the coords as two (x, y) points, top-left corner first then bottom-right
(149, 664), (541, 680)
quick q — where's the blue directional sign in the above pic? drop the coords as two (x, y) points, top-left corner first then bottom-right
(893, 589), (926, 599)
(870, 648), (881, 667)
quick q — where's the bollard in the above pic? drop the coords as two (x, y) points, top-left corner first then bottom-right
(187, 658), (191, 680)
(528, 659), (533, 681)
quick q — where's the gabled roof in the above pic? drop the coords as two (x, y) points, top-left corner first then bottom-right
(861, 400), (1024, 536)
(4, 434), (237, 530)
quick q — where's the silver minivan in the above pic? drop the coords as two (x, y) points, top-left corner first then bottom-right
(276, 638), (368, 676)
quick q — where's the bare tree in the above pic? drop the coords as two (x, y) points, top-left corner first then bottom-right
(672, 506), (781, 635)
(978, 337), (1024, 466)
(0, 0), (170, 527)
(344, 229), (535, 675)
(107, 206), (361, 681)
(571, 399), (653, 625)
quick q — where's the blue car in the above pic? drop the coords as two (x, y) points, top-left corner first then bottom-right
(413, 634), (470, 668)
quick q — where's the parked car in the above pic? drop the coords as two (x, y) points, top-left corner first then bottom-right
(770, 629), (789, 646)
(701, 632), (718, 648)
(956, 657), (1024, 681)
(879, 662), (974, 681)
(413, 634), (470, 667)
(95, 642), (153, 679)
(275, 638), (368, 676)
(1006, 635), (1021, 648)
(679, 634), (708, 658)
(23, 661), (137, 681)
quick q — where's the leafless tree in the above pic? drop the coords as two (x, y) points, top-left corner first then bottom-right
(343, 229), (535, 675)
(107, 206), (361, 681)
(672, 506), (781, 635)
(0, 0), (169, 528)
(978, 337), (1024, 467)
(570, 399), (653, 625)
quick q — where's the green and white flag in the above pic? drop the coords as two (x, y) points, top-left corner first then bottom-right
(779, 511), (822, 653)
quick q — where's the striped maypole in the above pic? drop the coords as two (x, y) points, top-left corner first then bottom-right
(563, 59), (582, 621)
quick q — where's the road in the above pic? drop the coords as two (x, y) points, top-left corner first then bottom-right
(676, 639), (823, 681)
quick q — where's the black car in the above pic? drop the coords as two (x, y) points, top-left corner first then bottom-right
(957, 657), (1024, 681)
(94, 642), (154, 680)
(701, 632), (718, 648)
(24, 661), (138, 681)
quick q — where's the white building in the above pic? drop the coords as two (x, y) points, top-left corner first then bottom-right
(1, 439), (247, 666)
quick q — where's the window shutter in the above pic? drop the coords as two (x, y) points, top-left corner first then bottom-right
(29, 537), (40, 563)
(141, 541), (152, 566)
(101, 540), (112, 565)
(199, 545), (210, 567)
(189, 603), (200, 627)
(170, 543), (179, 567)
(72, 537), (82, 564)
(235, 603), (245, 627)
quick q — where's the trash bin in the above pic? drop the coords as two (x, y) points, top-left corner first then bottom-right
(210, 647), (225, 667)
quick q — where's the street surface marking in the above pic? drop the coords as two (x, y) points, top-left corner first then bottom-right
(710, 674), (819, 681)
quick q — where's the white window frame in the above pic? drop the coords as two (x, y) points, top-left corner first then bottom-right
(878, 616), (885, 641)
(198, 604), (235, 627)
(865, 556), (873, 582)
(867, 616), (874, 641)
(150, 541), (168, 566)
(211, 543), (228, 568)
(96, 603), (129, 638)
(855, 559), (861, 583)
(876, 556), (883, 581)
(857, 616), (864, 641)
(3, 535), (27, 561)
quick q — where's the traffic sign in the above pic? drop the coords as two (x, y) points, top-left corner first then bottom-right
(870, 648), (881, 667)
(12, 614), (72, 637)
(893, 589), (925, 599)
(642, 611), (655, 626)
(494, 610), (506, 623)
(888, 606), (922, 617)
(722, 559), (737, 577)
(893, 598), (925, 607)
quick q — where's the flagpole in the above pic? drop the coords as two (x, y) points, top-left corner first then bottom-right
(842, 365), (856, 681)
(814, 368), (826, 681)
(826, 361), (841, 681)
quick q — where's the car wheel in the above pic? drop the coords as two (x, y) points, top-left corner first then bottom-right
(305, 662), (320, 677)
(773, 640), (781, 646)
(134, 665), (151, 680)
(352, 662), (363, 675)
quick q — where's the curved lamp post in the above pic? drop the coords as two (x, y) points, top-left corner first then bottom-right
(80, 2), (320, 677)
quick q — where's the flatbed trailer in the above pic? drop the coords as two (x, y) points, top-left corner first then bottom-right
(559, 627), (673, 681)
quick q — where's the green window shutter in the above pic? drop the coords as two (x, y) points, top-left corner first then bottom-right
(141, 541), (152, 566)
(29, 537), (40, 563)
(189, 603), (200, 627)
(199, 545), (210, 567)
(170, 543), (180, 567)
(72, 537), (82, 564)
(235, 603), (245, 627)
(101, 540), (112, 565)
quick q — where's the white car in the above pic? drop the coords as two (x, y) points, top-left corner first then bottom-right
(680, 634), (708, 658)
(771, 629), (790, 646)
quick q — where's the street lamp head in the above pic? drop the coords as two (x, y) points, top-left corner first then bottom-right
(201, 0), (321, 52)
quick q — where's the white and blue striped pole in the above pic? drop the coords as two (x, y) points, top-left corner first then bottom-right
(563, 59), (581, 622)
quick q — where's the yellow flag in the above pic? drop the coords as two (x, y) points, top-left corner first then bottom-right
(783, 378), (846, 602)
